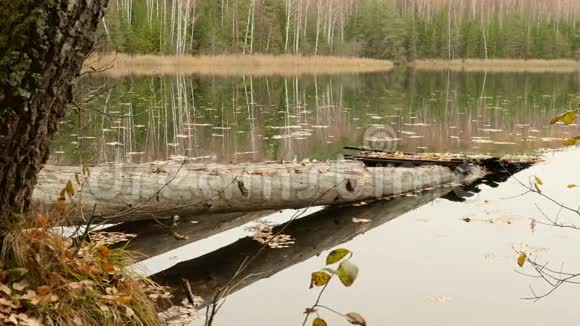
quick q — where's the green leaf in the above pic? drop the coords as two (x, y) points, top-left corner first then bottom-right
(345, 312), (367, 326)
(313, 318), (327, 326)
(534, 176), (543, 185)
(309, 271), (331, 288)
(568, 184), (577, 189)
(337, 261), (359, 287)
(322, 267), (338, 275)
(326, 248), (350, 265)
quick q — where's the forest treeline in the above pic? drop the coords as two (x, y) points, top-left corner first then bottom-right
(99, 0), (580, 62)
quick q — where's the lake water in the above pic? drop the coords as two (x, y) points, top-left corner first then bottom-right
(58, 70), (580, 325)
(51, 70), (578, 165)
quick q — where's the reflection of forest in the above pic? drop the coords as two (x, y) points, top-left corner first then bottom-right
(50, 71), (579, 165)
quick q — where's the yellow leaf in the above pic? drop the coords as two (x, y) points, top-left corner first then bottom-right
(337, 261), (359, 287)
(64, 180), (75, 198)
(313, 318), (327, 326)
(517, 253), (527, 268)
(534, 176), (543, 185)
(82, 163), (91, 177)
(309, 271), (331, 288)
(534, 183), (542, 193)
(550, 116), (562, 125)
(568, 184), (577, 189)
(562, 111), (577, 125)
(345, 312), (367, 326)
(551, 111), (578, 125)
(563, 138), (578, 146)
(326, 248), (350, 265)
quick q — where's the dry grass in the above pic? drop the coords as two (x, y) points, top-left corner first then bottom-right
(84, 53), (394, 77)
(0, 214), (170, 325)
(412, 59), (580, 73)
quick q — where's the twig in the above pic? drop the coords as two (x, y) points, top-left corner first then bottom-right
(73, 204), (97, 257)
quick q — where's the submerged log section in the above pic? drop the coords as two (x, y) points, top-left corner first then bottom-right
(151, 187), (454, 307)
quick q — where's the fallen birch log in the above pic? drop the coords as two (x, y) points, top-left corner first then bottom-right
(33, 160), (487, 224)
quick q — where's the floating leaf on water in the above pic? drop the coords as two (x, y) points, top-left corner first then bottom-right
(563, 138), (578, 146)
(326, 249), (350, 265)
(480, 128), (503, 133)
(563, 111), (578, 125)
(517, 253), (527, 267)
(551, 111), (578, 125)
(424, 295), (453, 304)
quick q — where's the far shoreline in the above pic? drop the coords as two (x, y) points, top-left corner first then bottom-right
(84, 54), (580, 77)
(84, 53), (394, 77)
(412, 59), (580, 73)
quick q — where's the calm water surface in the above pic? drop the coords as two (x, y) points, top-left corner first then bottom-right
(60, 71), (580, 325)
(51, 71), (579, 164)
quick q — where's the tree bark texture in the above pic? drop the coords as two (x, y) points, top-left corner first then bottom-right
(32, 161), (485, 224)
(0, 0), (107, 220)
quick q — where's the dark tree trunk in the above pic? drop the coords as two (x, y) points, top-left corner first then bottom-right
(0, 0), (107, 220)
